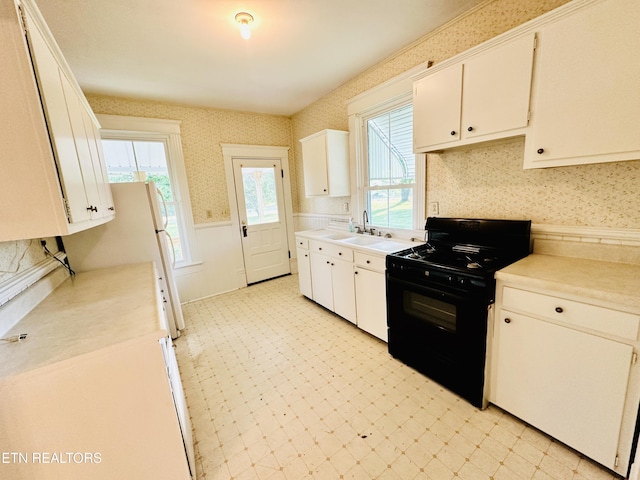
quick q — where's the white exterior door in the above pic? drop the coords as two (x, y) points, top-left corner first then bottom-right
(232, 158), (290, 284)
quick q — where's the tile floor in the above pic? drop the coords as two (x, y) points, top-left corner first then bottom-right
(175, 274), (621, 480)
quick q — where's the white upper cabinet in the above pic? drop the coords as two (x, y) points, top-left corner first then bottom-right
(0, 0), (113, 241)
(524, 0), (640, 168)
(413, 64), (463, 148)
(300, 129), (349, 197)
(413, 33), (536, 152)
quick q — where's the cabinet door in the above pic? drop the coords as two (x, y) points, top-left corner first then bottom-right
(24, 8), (90, 224)
(60, 73), (102, 219)
(332, 258), (356, 324)
(524, 0), (640, 168)
(301, 134), (329, 196)
(296, 247), (313, 298)
(492, 310), (633, 470)
(462, 33), (535, 139)
(161, 338), (195, 479)
(310, 252), (333, 310)
(83, 112), (115, 218)
(413, 63), (463, 150)
(354, 268), (388, 341)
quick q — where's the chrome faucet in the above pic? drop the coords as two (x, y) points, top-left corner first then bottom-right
(362, 210), (369, 234)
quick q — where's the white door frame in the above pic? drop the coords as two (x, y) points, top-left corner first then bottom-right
(221, 144), (294, 286)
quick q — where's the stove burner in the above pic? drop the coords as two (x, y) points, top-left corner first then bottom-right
(465, 255), (483, 269)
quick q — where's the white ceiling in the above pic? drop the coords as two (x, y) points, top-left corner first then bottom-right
(36, 0), (483, 116)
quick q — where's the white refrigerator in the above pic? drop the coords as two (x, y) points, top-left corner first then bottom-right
(63, 182), (185, 338)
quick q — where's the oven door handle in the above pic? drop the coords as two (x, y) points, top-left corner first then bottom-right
(386, 275), (468, 304)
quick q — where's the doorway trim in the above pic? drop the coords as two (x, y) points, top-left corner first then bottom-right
(221, 144), (294, 286)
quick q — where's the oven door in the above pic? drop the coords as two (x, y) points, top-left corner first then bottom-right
(386, 273), (489, 408)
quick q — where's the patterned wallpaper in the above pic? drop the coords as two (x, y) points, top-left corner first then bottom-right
(428, 138), (640, 228)
(85, 96), (292, 225)
(292, 0), (575, 218)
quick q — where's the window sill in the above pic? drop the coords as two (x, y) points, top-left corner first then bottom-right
(173, 261), (203, 276)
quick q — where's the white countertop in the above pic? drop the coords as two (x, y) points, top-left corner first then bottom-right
(296, 228), (422, 254)
(0, 262), (167, 379)
(496, 254), (640, 311)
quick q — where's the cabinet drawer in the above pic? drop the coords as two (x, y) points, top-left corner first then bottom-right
(354, 252), (385, 272)
(502, 286), (640, 340)
(309, 240), (353, 261)
(296, 237), (309, 250)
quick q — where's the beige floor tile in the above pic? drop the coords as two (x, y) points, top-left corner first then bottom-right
(176, 274), (622, 480)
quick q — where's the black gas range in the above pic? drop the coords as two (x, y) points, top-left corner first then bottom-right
(386, 217), (532, 408)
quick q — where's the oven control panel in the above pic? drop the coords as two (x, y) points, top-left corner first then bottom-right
(386, 259), (493, 301)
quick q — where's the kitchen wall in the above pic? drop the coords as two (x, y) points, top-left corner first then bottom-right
(428, 138), (640, 228)
(0, 237), (66, 335)
(79, 96), (295, 301)
(85, 96), (292, 225)
(0, 240), (47, 285)
(292, 0), (579, 219)
(2, 0), (638, 305)
(289, 0), (639, 237)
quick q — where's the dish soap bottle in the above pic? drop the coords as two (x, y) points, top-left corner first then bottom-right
(348, 218), (355, 232)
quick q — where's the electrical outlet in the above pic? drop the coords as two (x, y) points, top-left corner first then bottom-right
(342, 202), (349, 213)
(429, 202), (439, 215)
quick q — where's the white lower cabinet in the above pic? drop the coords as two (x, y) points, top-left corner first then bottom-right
(490, 283), (640, 475)
(309, 240), (356, 324)
(332, 258), (357, 323)
(300, 236), (390, 340)
(354, 253), (387, 341)
(310, 251), (334, 309)
(296, 237), (313, 298)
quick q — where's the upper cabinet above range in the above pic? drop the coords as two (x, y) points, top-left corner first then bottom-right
(413, 33), (536, 153)
(0, 0), (114, 242)
(413, 0), (640, 169)
(524, 0), (640, 168)
(300, 129), (350, 197)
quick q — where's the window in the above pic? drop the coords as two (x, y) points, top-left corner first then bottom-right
(95, 114), (198, 269)
(102, 139), (186, 263)
(364, 104), (415, 229)
(348, 64), (425, 232)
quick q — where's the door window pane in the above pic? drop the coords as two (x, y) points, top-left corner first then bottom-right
(242, 167), (279, 225)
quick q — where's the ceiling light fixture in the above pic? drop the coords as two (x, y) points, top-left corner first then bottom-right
(235, 12), (254, 40)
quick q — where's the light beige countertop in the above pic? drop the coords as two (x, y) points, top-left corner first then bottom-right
(0, 262), (167, 379)
(496, 254), (640, 311)
(296, 228), (423, 254)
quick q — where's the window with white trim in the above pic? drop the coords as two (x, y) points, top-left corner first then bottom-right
(102, 138), (187, 263)
(96, 114), (198, 269)
(348, 64), (426, 233)
(363, 103), (416, 229)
